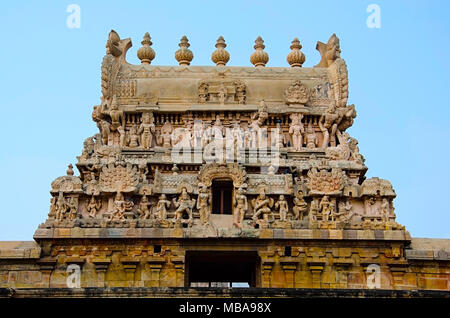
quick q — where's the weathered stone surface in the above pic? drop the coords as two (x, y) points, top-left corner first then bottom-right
(0, 31), (448, 292)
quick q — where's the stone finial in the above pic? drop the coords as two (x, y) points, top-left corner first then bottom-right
(175, 35), (194, 66)
(287, 38), (305, 67)
(67, 164), (74, 176)
(250, 36), (269, 67)
(211, 36), (230, 66)
(137, 32), (155, 65)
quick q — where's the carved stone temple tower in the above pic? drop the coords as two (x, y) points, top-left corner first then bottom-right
(0, 31), (448, 296)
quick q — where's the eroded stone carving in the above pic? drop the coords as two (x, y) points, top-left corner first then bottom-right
(285, 80), (310, 106)
(306, 168), (347, 195)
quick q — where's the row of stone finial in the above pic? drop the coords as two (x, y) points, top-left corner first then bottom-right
(137, 33), (306, 67)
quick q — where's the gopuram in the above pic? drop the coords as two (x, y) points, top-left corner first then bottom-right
(0, 31), (449, 296)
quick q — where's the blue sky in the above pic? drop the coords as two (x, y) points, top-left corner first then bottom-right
(0, 0), (449, 240)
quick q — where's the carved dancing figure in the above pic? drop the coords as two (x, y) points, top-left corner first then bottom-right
(251, 187), (274, 223)
(155, 194), (171, 220)
(110, 192), (133, 221)
(233, 187), (248, 227)
(86, 196), (102, 218)
(138, 195), (152, 219)
(275, 195), (289, 222)
(172, 187), (195, 222)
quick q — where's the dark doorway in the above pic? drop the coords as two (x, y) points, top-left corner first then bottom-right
(212, 179), (233, 214)
(186, 251), (259, 287)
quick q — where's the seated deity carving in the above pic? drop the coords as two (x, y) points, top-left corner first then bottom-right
(251, 187), (274, 223)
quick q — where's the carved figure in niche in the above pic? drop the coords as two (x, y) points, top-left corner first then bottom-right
(348, 137), (365, 164)
(275, 195), (289, 222)
(233, 187), (248, 227)
(197, 185), (211, 225)
(319, 195), (332, 222)
(128, 124), (140, 148)
(86, 196), (102, 218)
(243, 126), (251, 149)
(251, 187), (274, 222)
(110, 192), (133, 221)
(292, 190), (308, 220)
(85, 172), (100, 196)
(273, 122), (286, 148)
(309, 198), (320, 222)
(193, 120), (205, 148)
(198, 82), (209, 103)
(289, 114), (305, 151)
(109, 96), (124, 132)
(138, 112), (156, 149)
(155, 194), (171, 220)
(138, 162), (149, 183)
(172, 187), (195, 222)
(118, 125), (126, 147)
(67, 197), (78, 220)
(217, 83), (227, 105)
(305, 121), (318, 149)
(249, 113), (261, 149)
(285, 80), (310, 105)
(138, 195), (152, 219)
(211, 115), (224, 141)
(381, 198), (390, 222)
(235, 80), (246, 104)
(319, 104), (339, 148)
(231, 121), (244, 152)
(336, 200), (352, 222)
(48, 197), (57, 219)
(55, 192), (67, 221)
(174, 122), (193, 148)
(81, 136), (95, 159)
(159, 121), (173, 148)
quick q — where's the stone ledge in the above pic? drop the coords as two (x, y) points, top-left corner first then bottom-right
(0, 242), (41, 260)
(1, 287), (449, 298)
(32, 228), (412, 241)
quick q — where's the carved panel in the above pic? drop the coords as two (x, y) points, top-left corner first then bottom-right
(197, 79), (246, 104)
(306, 168), (347, 195)
(246, 174), (293, 195)
(198, 163), (247, 188)
(99, 163), (139, 193)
